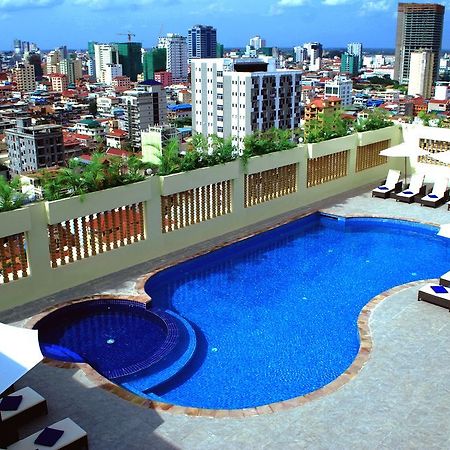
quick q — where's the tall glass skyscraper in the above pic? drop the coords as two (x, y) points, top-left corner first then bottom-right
(394, 3), (445, 84)
(187, 25), (217, 62)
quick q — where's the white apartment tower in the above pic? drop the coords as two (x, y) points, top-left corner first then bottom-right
(324, 76), (353, 106)
(293, 46), (307, 64)
(158, 33), (188, 83)
(408, 51), (434, 98)
(249, 36), (266, 50)
(94, 44), (119, 83)
(102, 63), (123, 85)
(46, 49), (62, 75)
(120, 81), (167, 149)
(303, 42), (322, 69)
(192, 58), (302, 143)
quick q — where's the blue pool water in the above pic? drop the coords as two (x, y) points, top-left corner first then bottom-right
(144, 214), (450, 409)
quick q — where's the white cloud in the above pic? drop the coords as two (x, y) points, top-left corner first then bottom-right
(322, 0), (352, 4)
(0, 0), (59, 9)
(361, 0), (390, 12)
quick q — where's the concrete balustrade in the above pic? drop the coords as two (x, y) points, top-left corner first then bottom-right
(0, 126), (410, 311)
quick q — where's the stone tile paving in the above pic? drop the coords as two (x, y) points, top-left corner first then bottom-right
(2, 186), (450, 449)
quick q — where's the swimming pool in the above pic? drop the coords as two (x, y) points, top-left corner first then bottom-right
(35, 214), (450, 410)
(141, 214), (449, 409)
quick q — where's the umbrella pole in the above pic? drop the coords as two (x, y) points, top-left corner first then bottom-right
(404, 157), (407, 186)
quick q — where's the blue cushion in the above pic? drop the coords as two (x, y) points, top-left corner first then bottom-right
(0, 394), (23, 411)
(403, 190), (413, 195)
(377, 186), (388, 190)
(428, 194), (438, 199)
(34, 427), (64, 447)
(431, 285), (448, 294)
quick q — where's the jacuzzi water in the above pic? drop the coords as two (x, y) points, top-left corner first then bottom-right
(143, 214), (450, 409)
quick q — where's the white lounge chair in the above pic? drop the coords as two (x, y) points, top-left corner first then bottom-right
(420, 177), (450, 208)
(0, 387), (48, 447)
(440, 271), (450, 288)
(372, 169), (402, 199)
(418, 283), (450, 310)
(393, 173), (426, 203)
(7, 417), (88, 449)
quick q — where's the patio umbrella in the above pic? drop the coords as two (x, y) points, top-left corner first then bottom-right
(428, 150), (450, 165)
(379, 143), (430, 182)
(0, 322), (43, 393)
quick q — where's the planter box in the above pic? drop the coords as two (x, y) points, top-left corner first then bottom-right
(245, 147), (304, 175)
(357, 126), (400, 147)
(160, 160), (240, 196)
(45, 178), (154, 225)
(0, 207), (31, 238)
(307, 134), (357, 159)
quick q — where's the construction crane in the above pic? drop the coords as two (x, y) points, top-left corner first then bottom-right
(117, 32), (136, 42)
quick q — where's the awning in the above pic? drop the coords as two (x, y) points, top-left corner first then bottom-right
(0, 322), (43, 394)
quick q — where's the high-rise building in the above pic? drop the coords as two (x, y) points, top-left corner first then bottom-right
(59, 58), (83, 84)
(116, 42), (143, 82)
(394, 3), (445, 84)
(188, 25), (217, 61)
(142, 48), (166, 80)
(192, 58), (302, 143)
(249, 36), (266, 51)
(102, 63), (123, 85)
(216, 43), (224, 58)
(46, 49), (63, 75)
(120, 81), (167, 149)
(13, 39), (22, 55)
(293, 46), (307, 64)
(88, 41), (97, 78)
(325, 76), (353, 106)
(408, 51), (434, 98)
(303, 42), (323, 70)
(340, 52), (359, 76)
(12, 63), (36, 92)
(6, 118), (64, 175)
(94, 44), (119, 83)
(347, 42), (363, 69)
(158, 34), (188, 83)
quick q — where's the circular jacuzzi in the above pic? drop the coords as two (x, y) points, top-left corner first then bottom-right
(34, 299), (189, 380)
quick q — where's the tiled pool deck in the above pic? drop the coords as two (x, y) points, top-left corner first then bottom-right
(2, 186), (450, 449)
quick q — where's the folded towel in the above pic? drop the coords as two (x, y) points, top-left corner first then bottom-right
(0, 395), (23, 411)
(431, 285), (448, 294)
(428, 194), (438, 199)
(377, 186), (388, 190)
(34, 427), (65, 447)
(403, 190), (413, 195)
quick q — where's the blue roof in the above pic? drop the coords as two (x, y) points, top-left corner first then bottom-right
(167, 103), (192, 111)
(139, 79), (162, 86)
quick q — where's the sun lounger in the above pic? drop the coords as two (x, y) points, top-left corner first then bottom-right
(372, 169), (402, 199)
(440, 271), (450, 288)
(393, 173), (426, 203)
(417, 283), (450, 310)
(0, 387), (48, 447)
(420, 177), (450, 208)
(7, 417), (88, 450)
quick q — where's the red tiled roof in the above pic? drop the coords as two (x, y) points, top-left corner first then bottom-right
(106, 147), (131, 157)
(107, 129), (127, 137)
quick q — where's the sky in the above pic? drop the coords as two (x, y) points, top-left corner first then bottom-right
(0, 0), (449, 51)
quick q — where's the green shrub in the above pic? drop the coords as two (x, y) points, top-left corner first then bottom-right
(355, 109), (394, 132)
(0, 177), (27, 212)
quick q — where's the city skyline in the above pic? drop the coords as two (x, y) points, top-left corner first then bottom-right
(0, 0), (449, 51)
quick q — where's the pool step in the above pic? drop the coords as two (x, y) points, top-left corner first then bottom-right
(120, 311), (197, 395)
